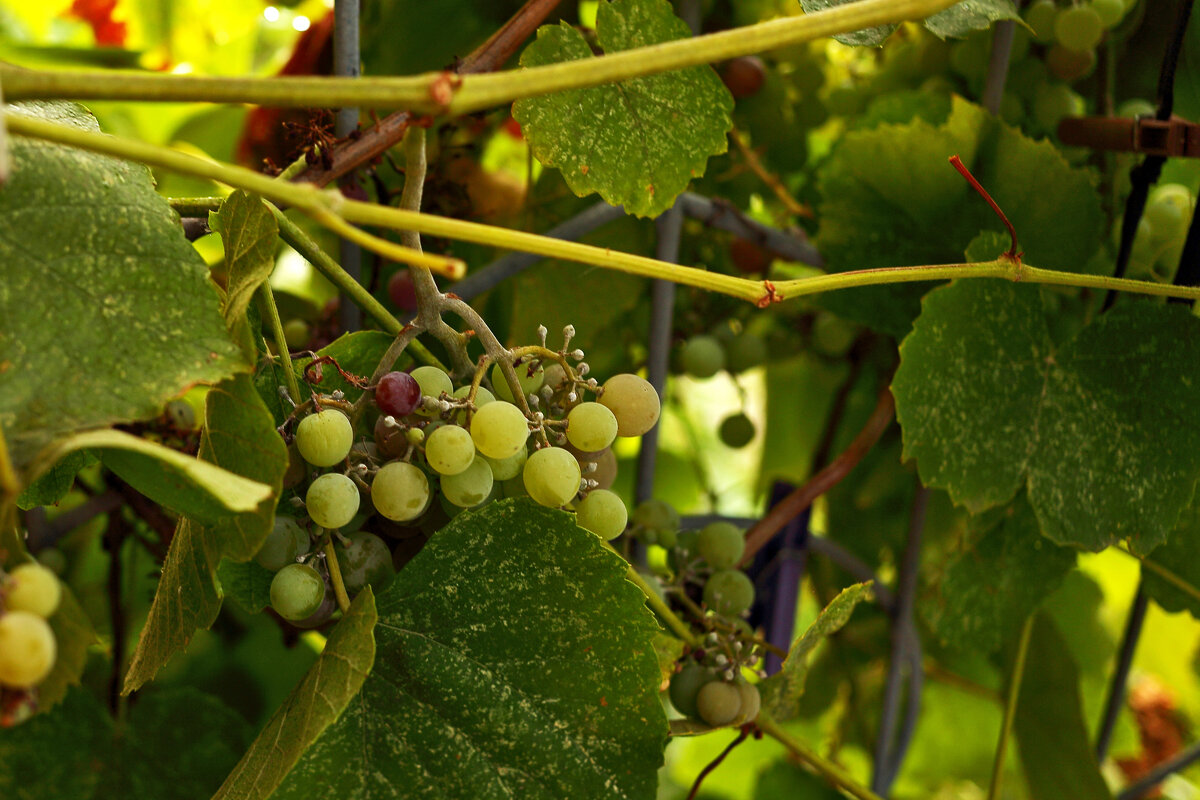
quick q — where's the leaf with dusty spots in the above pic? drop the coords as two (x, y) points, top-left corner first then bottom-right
(513, 0), (732, 218)
(123, 372), (286, 693)
(0, 102), (245, 469)
(1142, 505), (1200, 618)
(893, 280), (1200, 552)
(759, 582), (872, 722)
(213, 191), (278, 330)
(267, 499), (668, 799)
(800, 0), (1017, 46)
(212, 591), (376, 800)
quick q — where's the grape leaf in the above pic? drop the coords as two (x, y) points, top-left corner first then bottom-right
(0, 102), (245, 468)
(1141, 505), (1200, 618)
(212, 190), (278, 330)
(760, 582), (872, 721)
(815, 97), (1102, 337)
(123, 373), (286, 693)
(39, 585), (97, 711)
(925, 494), (1076, 654)
(268, 499), (668, 800)
(0, 687), (251, 800)
(800, 0), (1018, 46)
(212, 591), (376, 800)
(513, 0), (733, 218)
(893, 281), (1200, 552)
(16, 449), (96, 509)
(217, 559), (275, 615)
(292, 330), (401, 403)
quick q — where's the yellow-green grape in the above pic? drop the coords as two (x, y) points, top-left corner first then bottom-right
(425, 424), (476, 476)
(697, 522), (745, 569)
(452, 384), (495, 424)
(441, 456), (495, 508)
(470, 401), (530, 459)
(484, 447), (528, 481)
(372, 461), (431, 521)
(492, 360), (544, 403)
(166, 398), (197, 431)
(1054, 4), (1104, 51)
(523, 447), (582, 507)
(334, 532), (396, 595)
(543, 362), (569, 392)
(669, 663), (714, 718)
(1092, 0), (1125, 27)
(1024, 0), (1058, 42)
(283, 318), (310, 349)
(632, 499), (678, 535)
(411, 366), (453, 416)
(0, 611), (56, 688)
(270, 563), (326, 622)
(704, 569), (755, 616)
(254, 515), (309, 572)
(681, 335), (726, 379)
(719, 413), (756, 449)
(566, 402), (618, 453)
(295, 409), (354, 467)
(3, 563), (61, 618)
(1145, 184), (1194, 240)
(732, 681), (761, 724)
(695, 681), (743, 727)
(306, 473), (360, 529)
(598, 374), (661, 437)
(574, 489), (628, 540)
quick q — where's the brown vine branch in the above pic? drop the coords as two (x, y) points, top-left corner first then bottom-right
(948, 154), (1019, 259)
(738, 389), (895, 568)
(686, 727), (752, 800)
(729, 127), (812, 218)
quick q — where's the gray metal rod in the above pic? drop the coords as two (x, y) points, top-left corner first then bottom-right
(678, 193), (823, 267)
(981, 21), (1016, 116)
(334, 0), (362, 333)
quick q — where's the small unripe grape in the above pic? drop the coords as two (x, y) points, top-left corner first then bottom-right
(3, 563), (61, 618)
(1054, 5), (1104, 51)
(0, 611), (56, 688)
(599, 374), (661, 437)
(696, 681), (743, 727)
(270, 563), (326, 622)
(675, 529), (699, 556)
(291, 590), (337, 629)
(697, 522), (745, 569)
(523, 447), (582, 508)
(574, 489), (628, 540)
(387, 270), (417, 311)
(295, 409), (354, 467)
(254, 516), (310, 572)
(1092, 0), (1125, 27)
(334, 532), (396, 595)
(306, 473), (360, 529)
(372, 461), (431, 521)
(1046, 44), (1096, 81)
(704, 569), (755, 616)
(483, 447), (528, 481)
(681, 335), (726, 379)
(165, 399), (197, 431)
(375, 371), (422, 418)
(720, 55), (766, 99)
(719, 414), (756, 449)
(1145, 184), (1194, 239)
(283, 319), (310, 350)
(725, 332), (767, 373)
(441, 456), (495, 508)
(36, 549), (66, 576)
(566, 402), (618, 453)
(669, 664), (714, 718)
(1024, 0), (1058, 42)
(471, 401), (530, 460)
(425, 425), (477, 476)
(632, 499), (678, 535)
(732, 681), (762, 724)
(492, 360), (544, 403)
(411, 366), (453, 417)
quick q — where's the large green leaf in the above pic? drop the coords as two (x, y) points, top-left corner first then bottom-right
(0, 102), (245, 468)
(925, 494), (1076, 654)
(123, 373), (286, 693)
(513, 0), (733, 218)
(0, 687), (251, 800)
(815, 97), (1103, 337)
(893, 281), (1200, 552)
(1142, 505), (1200, 618)
(800, 0), (1018, 46)
(268, 499), (668, 799)
(212, 591), (376, 800)
(16, 449), (95, 509)
(759, 582), (872, 722)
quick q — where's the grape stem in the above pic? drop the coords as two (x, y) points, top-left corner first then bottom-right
(619, 560), (700, 649)
(255, 284), (304, 404)
(986, 613), (1035, 800)
(322, 538), (353, 614)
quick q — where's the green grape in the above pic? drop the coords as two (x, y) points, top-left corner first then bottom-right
(501, 475), (530, 499)
(1031, 83), (1082, 131)
(470, 401), (530, 459)
(484, 447), (528, 481)
(632, 499), (679, 535)
(696, 681), (744, 727)
(1117, 98), (1156, 118)
(724, 332), (767, 373)
(574, 489), (628, 540)
(334, 532), (396, 595)
(1046, 44), (1096, 81)
(452, 384), (495, 424)
(811, 312), (856, 356)
(669, 664), (714, 718)
(681, 335), (726, 379)
(1092, 0), (1125, 27)
(441, 455), (495, 508)
(306, 473), (361, 529)
(0, 611), (56, 688)
(675, 529), (700, 556)
(270, 563), (326, 622)
(1145, 184), (1194, 240)
(732, 680), (762, 724)
(254, 515), (309, 572)
(657, 527), (677, 548)
(295, 409), (354, 467)
(166, 398), (197, 431)
(3, 563), (61, 618)
(704, 569), (755, 616)
(412, 366), (453, 416)
(566, 402), (618, 453)
(425, 424), (476, 475)
(542, 362), (569, 392)
(1054, 5), (1104, 51)
(492, 360), (544, 403)
(1024, 0), (1058, 42)
(36, 548), (66, 576)
(372, 461), (431, 521)
(598, 374), (661, 437)
(719, 413), (756, 449)
(697, 522), (745, 569)
(523, 447), (582, 507)
(291, 590), (336, 630)
(283, 318), (310, 349)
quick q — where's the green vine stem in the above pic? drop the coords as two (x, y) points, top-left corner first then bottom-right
(255, 283), (304, 403)
(756, 711), (885, 800)
(0, 0), (959, 113)
(322, 539), (353, 614)
(13, 114), (1200, 306)
(620, 561), (700, 649)
(986, 613), (1035, 800)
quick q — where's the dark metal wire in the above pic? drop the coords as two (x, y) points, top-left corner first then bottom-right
(1116, 739), (1200, 799)
(1095, 582), (1150, 760)
(334, 0), (362, 333)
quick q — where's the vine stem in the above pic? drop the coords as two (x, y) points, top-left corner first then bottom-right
(618, 558), (700, 649)
(756, 710), (885, 800)
(255, 284), (303, 403)
(322, 539), (352, 614)
(986, 613), (1035, 800)
(0, 0), (960, 112)
(12, 114), (1200, 305)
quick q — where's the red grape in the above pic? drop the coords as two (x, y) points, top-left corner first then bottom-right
(376, 371), (421, 417)
(721, 56), (766, 100)
(387, 270), (418, 312)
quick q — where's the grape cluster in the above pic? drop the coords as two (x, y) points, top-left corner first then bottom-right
(677, 326), (767, 449)
(0, 562), (62, 723)
(1125, 183), (1197, 283)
